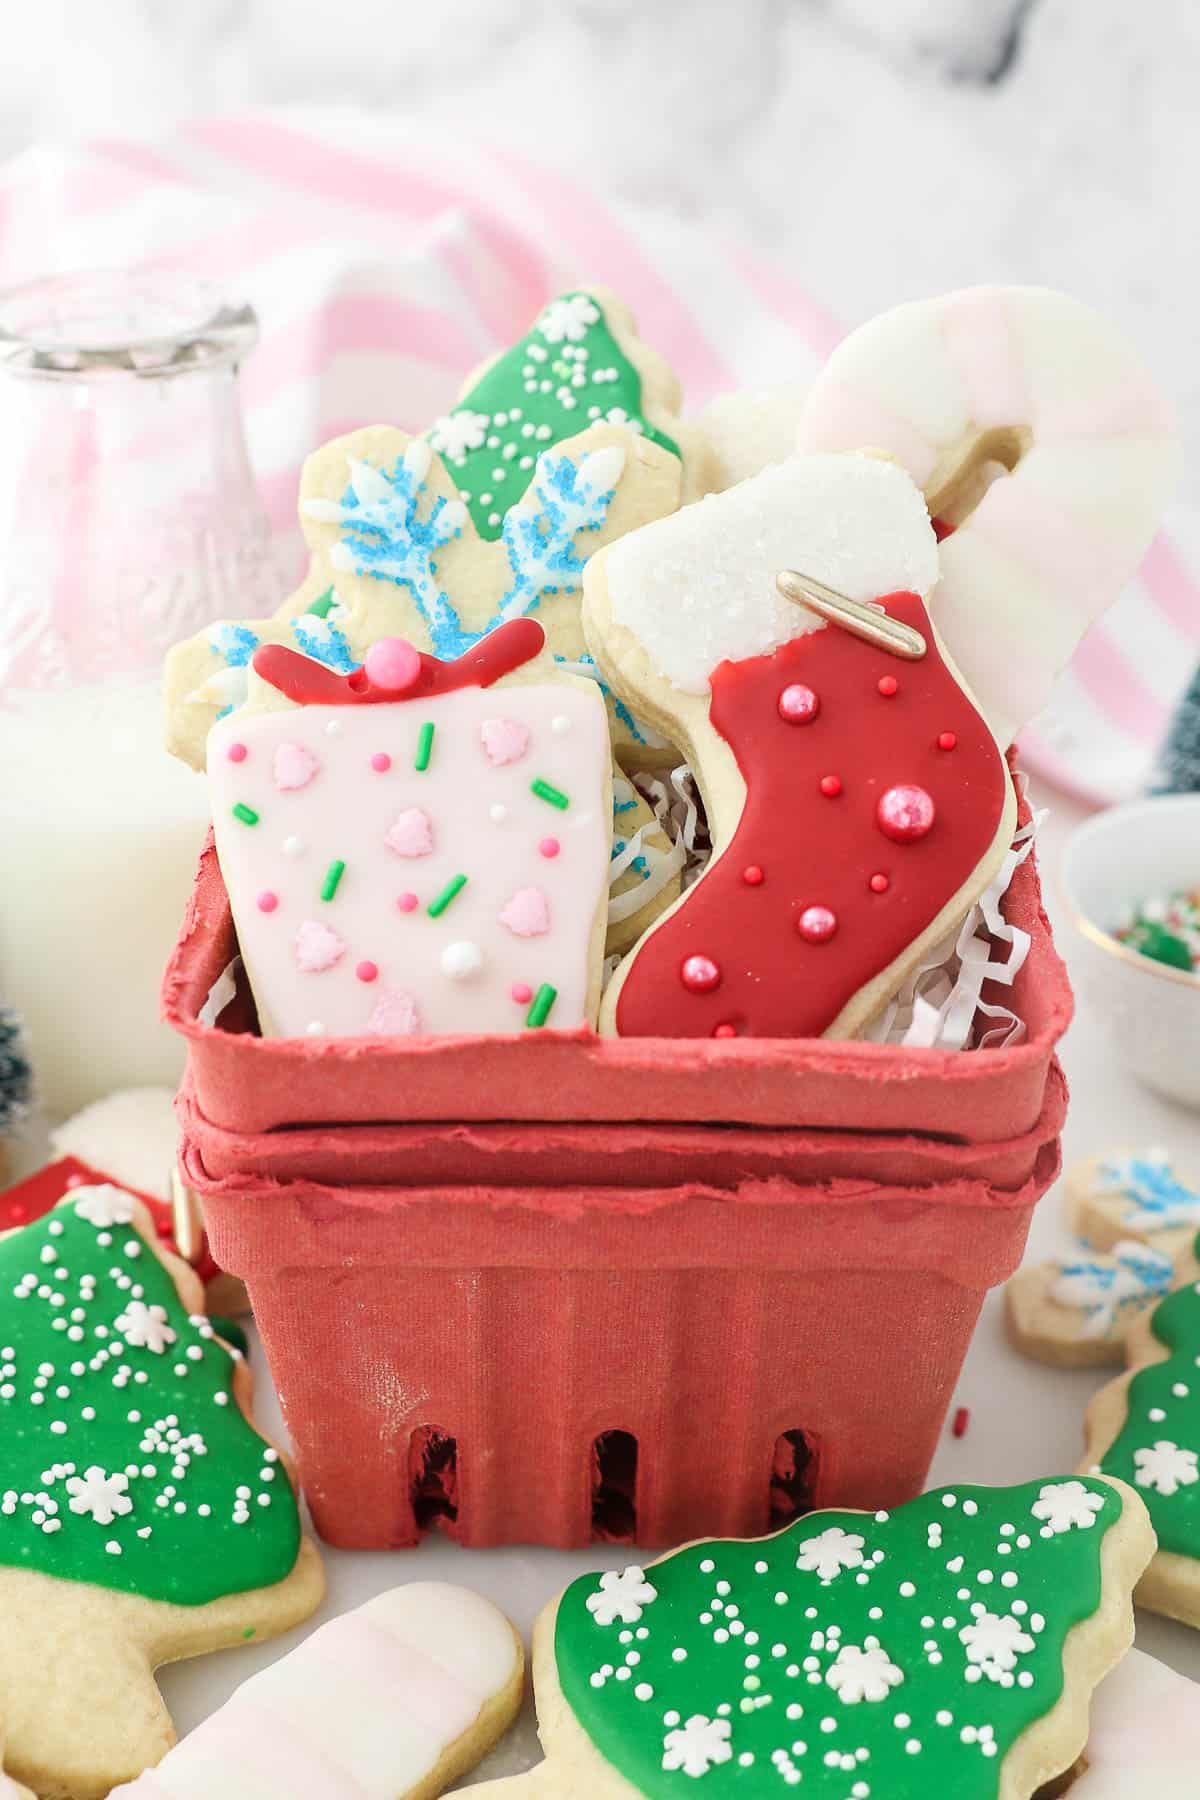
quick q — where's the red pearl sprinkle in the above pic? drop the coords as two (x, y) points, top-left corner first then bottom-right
(797, 905), (838, 943)
(777, 683), (820, 725)
(819, 774), (842, 798)
(256, 890), (278, 913)
(355, 960), (379, 983)
(396, 892), (418, 913)
(511, 981), (533, 1004)
(877, 675), (899, 697)
(538, 837), (561, 859)
(680, 954), (722, 994)
(742, 865), (764, 886)
(156, 1217), (174, 1239)
(370, 751), (392, 773)
(938, 731), (957, 751)
(877, 784), (936, 844)
(869, 873), (890, 893)
(227, 742), (247, 762)
(712, 1023), (737, 1039)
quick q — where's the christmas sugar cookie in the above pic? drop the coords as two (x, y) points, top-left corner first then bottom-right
(1066, 1148), (1200, 1261)
(1082, 1231), (1200, 1629)
(1064, 1648), (1200, 1800)
(207, 621), (611, 1039)
(795, 286), (1180, 750)
(1005, 1241), (1175, 1369)
(0, 1190), (323, 1800)
(111, 1582), (523, 1798)
(582, 452), (1017, 1039)
(472, 1477), (1151, 1800)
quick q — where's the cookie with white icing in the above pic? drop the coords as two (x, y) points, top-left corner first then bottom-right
(1006, 1241), (1175, 1368)
(207, 621), (612, 1040)
(1059, 1648), (1200, 1800)
(1067, 1149), (1200, 1262)
(697, 381), (811, 490)
(470, 1477), (1152, 1800)
(582, 451), (1017, 1040)
(1082, 1232), (1200, 1630)
(110, 1581), (523, 1799)
(165, 289), (715, 951)
(0, 1192), (323, 1799)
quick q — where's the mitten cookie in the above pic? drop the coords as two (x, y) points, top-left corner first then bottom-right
(1066, 1149), (1200, 1261)
(207, 621), (611, 1039)
(582, 452), (1016, 1039)
(111, 1581), (523, 1798)
(1005, 1242), (1174, 1369)
(0, 1190), (323, 1799)
(474, 1477), (1152, 1800)
(1063, 1648), (1200, 1800)
(795, 286), (1180, 749)
(1082, 1231), (1200, 1629)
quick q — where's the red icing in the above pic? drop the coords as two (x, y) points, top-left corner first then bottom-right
(614, 591), (1008, 1040)
(931, 516), (956, 542)
(253, 618), (545, 706)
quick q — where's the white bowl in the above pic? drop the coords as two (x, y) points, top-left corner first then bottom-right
(1060, 795), (1200, 1109)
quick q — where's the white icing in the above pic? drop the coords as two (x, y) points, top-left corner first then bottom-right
(1072, 1650), (1200, 1798)
(604, 453), (939, 694)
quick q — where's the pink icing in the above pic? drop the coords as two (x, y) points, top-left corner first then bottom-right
(499, 886), (550, 938)
(384, 807), (434, 859)
(293, 920), (345, 973)
(940, 289), (1030, 431)
(274, 742), (320, 792)
(480, 717), (530, 767)
(368, 990), (421, 1035)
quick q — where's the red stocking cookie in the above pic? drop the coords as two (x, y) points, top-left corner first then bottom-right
(207, 620), (612, 1040)
(582, 453), (1016, 1039)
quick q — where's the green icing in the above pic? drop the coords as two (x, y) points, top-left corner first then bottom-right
(555, 1478), (1125, 1797)
(1097, 1234), (1200, 1560)
(427, 290), (680, 540)
(0, 1190), (300, 1604)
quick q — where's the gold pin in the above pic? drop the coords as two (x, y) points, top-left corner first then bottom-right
(776, 569), (927, 661)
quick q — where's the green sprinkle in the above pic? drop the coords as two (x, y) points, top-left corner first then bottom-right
(305, 587), (336, 618)
(531, 778), (569, 810)
(526, 983), (557, 1028)
(428, 873), (467, 918)
(415, 721), (435, 771)
(232, 803), (259, 827)
(242, 1627), (256, 1641)
(320, 859), (346, 902)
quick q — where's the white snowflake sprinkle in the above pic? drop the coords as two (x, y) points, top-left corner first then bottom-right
(825, 1641), (904, 1705)
(114, 1301), (177, 1356)
(1134, 1440), (1200, 1497)
(428, 410), (490, 463)
(661, 1714), (733, 1779)
(538, 295), (600, 344)
(959, 1610), (1035, 1682)
(794, 1526), (866, 1583)
(72, 1186), (136, 1228)
(65, 1466), (133, 1526)
(1030, 1480), (1106, 1534)
(586, 1565), (658, 1627)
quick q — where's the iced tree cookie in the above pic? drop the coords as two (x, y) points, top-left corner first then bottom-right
(164, 290), (712, 949)
(207, 621), (611, 1040)
(1082, 1231), (1200, 1629)
(111, 1581), (523, 1798)
(0, 1190), (323, 1800)
(794, 286), (1180, 750)
(1005, 1241), (1175, 1369)
(472, 1477), (1151, 1800)
(1062, 1648), (1200, 1799)
(1066, 1148), (1200, 1262)
(582, 452), (1016, 1039)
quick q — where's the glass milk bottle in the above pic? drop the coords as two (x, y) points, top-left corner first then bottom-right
(0, 271), (278, 1116)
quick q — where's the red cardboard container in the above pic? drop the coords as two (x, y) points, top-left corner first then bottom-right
(164, 829), (1071, 1139)
(183, 1134), (1060, 1549)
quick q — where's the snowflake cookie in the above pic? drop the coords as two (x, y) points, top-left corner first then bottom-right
(1083, 1228), (1200, 1629)
(1066, 1148), (1200, 1260)
(488, 1477), (1152, 1800)
(1005, 1239), (1175, 1370)
(0, 1195), (323, 1797)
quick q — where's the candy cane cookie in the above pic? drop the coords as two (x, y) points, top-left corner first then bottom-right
(582, 451), (1017, 1040)
(469, 1477), (1152, 1800)
(794, 287), (1180, 749)
(111, 1582), (523, 1799)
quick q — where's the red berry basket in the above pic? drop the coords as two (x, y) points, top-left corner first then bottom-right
(166, 785), (1071, 1549)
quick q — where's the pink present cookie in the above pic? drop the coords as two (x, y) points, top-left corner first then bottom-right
(207, 620), (612, 1040)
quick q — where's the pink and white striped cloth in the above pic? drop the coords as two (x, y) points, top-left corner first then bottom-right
(1, 108), (1196, 804)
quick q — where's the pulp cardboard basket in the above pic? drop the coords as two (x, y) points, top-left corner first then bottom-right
(167, 804), (1071, 1549)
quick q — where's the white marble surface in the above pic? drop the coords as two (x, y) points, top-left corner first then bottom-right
(1, 0), (1198, 495)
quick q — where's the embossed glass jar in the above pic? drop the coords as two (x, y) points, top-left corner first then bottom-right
(0, 271), (277, 1113)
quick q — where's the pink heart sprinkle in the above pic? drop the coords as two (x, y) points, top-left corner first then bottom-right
(384, 807), (434, 859)
(499, 886), (550, 938)
(367, 989), (422, 1036)
(293, 920), (346, 973)
(274, 741), (320, 791)
(480, 717), (530, 767)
